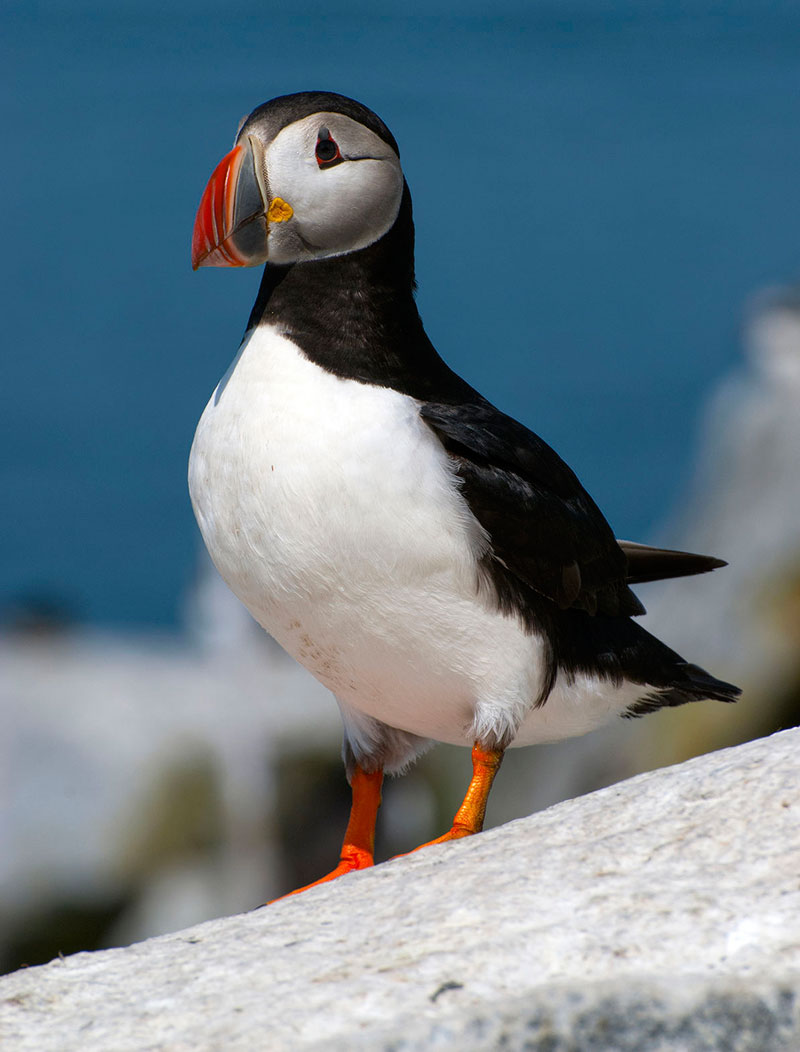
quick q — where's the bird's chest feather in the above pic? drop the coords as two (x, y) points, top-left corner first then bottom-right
(188, 326), (485, 648)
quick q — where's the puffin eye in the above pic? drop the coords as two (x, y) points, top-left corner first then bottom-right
(315, 128), (342, 167)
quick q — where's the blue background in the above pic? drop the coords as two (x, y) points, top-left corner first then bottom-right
(4, 0), (800, 627)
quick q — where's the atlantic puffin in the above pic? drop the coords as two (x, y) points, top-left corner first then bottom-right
(188, 91), (739, 896)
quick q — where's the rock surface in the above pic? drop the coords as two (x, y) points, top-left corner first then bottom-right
(1, 728), (798, 1051)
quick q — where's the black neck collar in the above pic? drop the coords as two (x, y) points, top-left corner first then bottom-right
(245, 185), (475, 403)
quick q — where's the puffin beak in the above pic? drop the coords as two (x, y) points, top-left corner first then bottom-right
(191, 136), (271, 269)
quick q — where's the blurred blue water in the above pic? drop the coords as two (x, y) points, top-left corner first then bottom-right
(3, 1), (799, 628)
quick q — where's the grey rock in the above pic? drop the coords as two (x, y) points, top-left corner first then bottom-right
(353, 976), (800, 1051)
(1, 728), (798, 1051)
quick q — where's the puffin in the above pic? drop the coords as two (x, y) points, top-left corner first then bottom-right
(188, 91), (739, 897)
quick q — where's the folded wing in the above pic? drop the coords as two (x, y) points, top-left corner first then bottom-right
(420, 401), (724, 618)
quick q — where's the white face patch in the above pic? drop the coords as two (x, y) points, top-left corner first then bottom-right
(245, 112), (404, 264)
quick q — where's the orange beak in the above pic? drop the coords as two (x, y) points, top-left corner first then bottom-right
(191, 138), (270, 270)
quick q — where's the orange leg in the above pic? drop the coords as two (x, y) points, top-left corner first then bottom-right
(270, 765), (383, 901)
(414, 743), (504, 849)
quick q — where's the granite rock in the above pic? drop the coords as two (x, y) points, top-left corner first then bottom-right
(1, 728), (798, 1051)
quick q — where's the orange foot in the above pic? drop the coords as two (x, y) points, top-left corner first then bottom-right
(269, 766), (383, 902)
(406, 744), (505, 852)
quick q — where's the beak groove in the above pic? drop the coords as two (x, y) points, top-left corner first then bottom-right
(191, 138), (270, 269)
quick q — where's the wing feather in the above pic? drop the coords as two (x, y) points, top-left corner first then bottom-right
(420, 401), (642, 616)
(420, 402), (726, 618)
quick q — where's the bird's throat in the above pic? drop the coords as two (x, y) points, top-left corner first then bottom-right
(244, 188), (469, 400)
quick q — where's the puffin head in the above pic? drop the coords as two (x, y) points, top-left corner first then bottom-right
(191, 92), (405, 270)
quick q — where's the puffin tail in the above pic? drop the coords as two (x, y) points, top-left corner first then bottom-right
(624, 661), (741, 717)
(558, 607), (741, 717)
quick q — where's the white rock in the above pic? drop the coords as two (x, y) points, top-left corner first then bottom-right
(643, 286), (800, 691)
(1, 728), (798, 1051)
(1, 629), (339, 931)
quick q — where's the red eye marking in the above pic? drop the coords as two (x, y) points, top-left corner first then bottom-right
(315, 127), (342, 167)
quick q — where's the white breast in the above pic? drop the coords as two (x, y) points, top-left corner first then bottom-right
(188, 326), (641, 747)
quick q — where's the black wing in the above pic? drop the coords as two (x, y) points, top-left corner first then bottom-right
(420, 402), (724, 618)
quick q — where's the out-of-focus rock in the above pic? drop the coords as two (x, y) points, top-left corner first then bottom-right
(644, 285), (800, 688)
(638, 284), (800, 763)
(1, 626), (340, 968)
